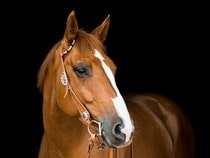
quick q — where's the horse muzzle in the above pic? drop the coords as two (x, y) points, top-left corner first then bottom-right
(101, 118), (134, 148)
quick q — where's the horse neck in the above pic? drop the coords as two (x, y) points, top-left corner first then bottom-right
(42, 73), (90, 153)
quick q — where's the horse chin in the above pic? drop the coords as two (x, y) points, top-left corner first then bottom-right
(101, 131), (132, 148)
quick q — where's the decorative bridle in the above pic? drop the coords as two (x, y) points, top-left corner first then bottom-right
(59, 39), (133, 158)
(59, 39), (106, 157)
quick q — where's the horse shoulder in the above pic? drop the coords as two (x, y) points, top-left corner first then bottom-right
(124, 92), (195, 158)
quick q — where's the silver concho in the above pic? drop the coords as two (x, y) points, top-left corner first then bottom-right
(81, 111), (90, 120)
(60, 71), (68, 86)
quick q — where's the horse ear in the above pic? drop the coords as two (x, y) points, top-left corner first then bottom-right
(91, 15), (110, 42)
(63, 10), (78, 41)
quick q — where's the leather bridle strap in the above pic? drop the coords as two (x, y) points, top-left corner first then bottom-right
(59, 39), (92, 125)
(59, 40), (134, 158)
(60, 40), (104, 157)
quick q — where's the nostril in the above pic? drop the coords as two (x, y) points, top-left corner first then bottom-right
(113, 123), (125, 141)
(114, 124), (121, 135)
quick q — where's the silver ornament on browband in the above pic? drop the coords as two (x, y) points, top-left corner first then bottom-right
(61, 71), (68, 86)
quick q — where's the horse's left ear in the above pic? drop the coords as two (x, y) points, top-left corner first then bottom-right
(91, 15), (110, 42)
(63, 10), (78, 41)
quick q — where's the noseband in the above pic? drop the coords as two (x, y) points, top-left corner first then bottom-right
(59, 40), (105, 156)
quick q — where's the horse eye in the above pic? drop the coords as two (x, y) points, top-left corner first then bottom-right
(74, 65), (90, 78)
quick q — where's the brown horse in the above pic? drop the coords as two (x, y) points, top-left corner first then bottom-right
(37, 10), (195, 158)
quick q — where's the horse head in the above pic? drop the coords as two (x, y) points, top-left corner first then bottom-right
(38, 10), (134, 148)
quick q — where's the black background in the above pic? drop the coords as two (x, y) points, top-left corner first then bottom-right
(9, 0), (206, 158)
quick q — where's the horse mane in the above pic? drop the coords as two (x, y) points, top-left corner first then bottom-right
(37, 29), (107, 93)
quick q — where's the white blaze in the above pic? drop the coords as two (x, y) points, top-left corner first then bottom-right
(94, 49), (134, 142)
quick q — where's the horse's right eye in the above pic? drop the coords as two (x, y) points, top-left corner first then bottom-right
(74, 65), (90, 78)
